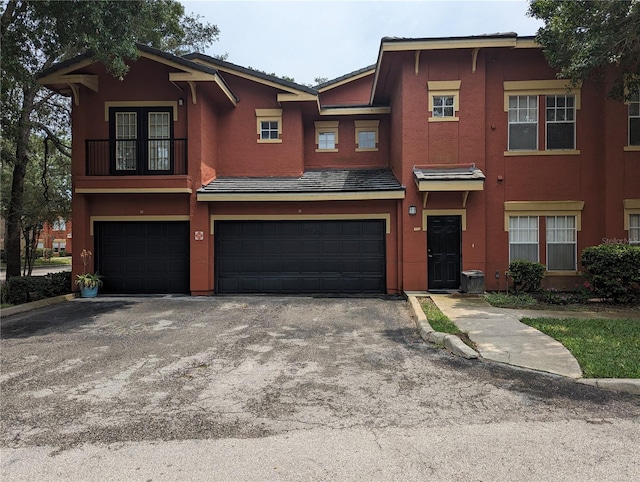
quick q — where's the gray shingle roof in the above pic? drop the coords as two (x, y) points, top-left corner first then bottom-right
(199, 169), (404, 194)
(413, 165), (486, 182)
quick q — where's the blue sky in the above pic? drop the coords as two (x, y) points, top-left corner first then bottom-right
(181, 1), (543, 85)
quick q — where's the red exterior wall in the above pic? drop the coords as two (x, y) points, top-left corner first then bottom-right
(319, 73), (375, 106)
(60, 39), (639, 295)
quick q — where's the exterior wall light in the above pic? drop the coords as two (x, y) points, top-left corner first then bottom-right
(178, 98), (184, 106)
(408, 205), (417, 216)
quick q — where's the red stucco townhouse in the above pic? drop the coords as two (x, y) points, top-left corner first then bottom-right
(38, 33), (640, 296)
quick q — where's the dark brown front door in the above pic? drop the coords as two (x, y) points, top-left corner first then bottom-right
(427, 215), (461, 290)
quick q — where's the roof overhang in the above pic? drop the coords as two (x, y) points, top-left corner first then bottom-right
(413, 164), (485, 208)
(38, 46), (239, 107)
(371, 34), (538, 104)
(197, 190), (405, 202)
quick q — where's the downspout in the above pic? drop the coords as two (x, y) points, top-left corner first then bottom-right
(396, 198), (404, 296)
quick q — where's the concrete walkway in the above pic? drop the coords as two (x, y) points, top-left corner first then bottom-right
(428, 294), (583, 378)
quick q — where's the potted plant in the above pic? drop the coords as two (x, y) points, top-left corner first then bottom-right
(75, 249), (103, 298)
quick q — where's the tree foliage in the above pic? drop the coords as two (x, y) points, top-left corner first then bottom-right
(0, 0), (219, 278)
(529, 0), (640, 99)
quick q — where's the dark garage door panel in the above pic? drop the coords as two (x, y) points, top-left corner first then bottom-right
(215, 220), (386, 294)
(96, 221), (189, 294)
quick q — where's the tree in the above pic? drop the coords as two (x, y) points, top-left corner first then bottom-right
(529, 0), (640, 99)
(1, 133), (71, 274)
(1, 0), (219, 279)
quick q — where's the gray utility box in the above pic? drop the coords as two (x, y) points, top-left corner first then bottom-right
(461, 270), (485, 294)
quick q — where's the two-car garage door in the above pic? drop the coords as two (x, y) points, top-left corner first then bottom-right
(215, 220), (386, 294)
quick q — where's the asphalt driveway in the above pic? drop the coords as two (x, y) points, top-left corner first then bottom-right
(2, 296), (639, 480)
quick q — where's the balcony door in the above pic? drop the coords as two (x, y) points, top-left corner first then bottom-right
(109, 107), (173, 175)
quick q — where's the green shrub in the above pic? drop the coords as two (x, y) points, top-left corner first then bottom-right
(581, 244), (640, 303)
(507, 260), (546, 293)
(485, 291), (537, 308)
(0, 271), (72, 306)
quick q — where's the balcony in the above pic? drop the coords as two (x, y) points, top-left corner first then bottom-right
(85, 138), (187, 176)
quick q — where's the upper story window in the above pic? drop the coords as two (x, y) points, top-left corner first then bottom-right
(52, 218), (66, 231)
(427, 80), (460, 122)
(355, 120), (379, 152)
(433, 96), (455, 117)
(628, 90), (640, 147)
(546, 95), (575, 150)
(504, 80), (581, 155)
(508, 95), (538, 151)
(255, 109), (282, 143)
(109, 106), (174, 175)
(315, 121), (339, 152)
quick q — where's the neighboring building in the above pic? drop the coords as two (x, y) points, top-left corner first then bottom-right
(37, 218), (73, 255)
(38, 33), (640, 295)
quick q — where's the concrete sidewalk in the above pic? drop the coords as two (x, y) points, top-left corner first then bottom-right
(428, 294), (583, 378)
(425, 294), (640, 395)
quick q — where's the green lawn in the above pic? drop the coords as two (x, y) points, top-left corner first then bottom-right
(419, 298), (459, 334)
(521, 317), (640, 378)
(34, 257), (72, 267)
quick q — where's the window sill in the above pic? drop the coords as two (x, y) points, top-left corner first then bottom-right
(257, 139), (282, 144)
(428, 116), (459, 123)
(316, 148), (338, 153)
(623, 146), (640, 152)
(545, 270), (580, 277)
(504, 149), (581, 157)
(356, 147), (378, 152)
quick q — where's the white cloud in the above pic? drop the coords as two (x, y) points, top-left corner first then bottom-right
(182, 0), (543, 85)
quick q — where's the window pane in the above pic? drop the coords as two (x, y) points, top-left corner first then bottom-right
(546, 216), (576, 270)
(630, 214), (640, 245)
(547, 122), (574, 149)
(509, 216), (539, 262)
(509, 124), (537, 150)
(318, 132), (335, 149)
(433, 95), (454, 117)
(548, 244), (576, 271)
(358, 131), (376, 148)
(508, 96), (537, 150)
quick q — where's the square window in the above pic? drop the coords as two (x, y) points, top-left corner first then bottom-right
(255, 109), (282, 143)
(260, 121), (279, 140)
(433, 96), (455, 117)
(315, 121), (339, 151)
(358, 131), (376, 149)
(318, 132), (336, 150)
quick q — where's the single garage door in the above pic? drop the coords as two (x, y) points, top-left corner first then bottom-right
(95, 221), (190, 294)
(215, 220), (385, 294)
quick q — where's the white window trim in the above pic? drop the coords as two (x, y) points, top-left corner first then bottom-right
(545, 94), (577, 151)
(508, 216), (540, 263)
(503, 80), (581, 155)
(427, 80), (460, 122)
(504, 201), (584, 274)
(507, 95), (538, 152)
(315, 121), (339, 152)
(355, 120), (379, 152)
(624, 199), (640, 244)
(545, 215), (578, 271)
(256, 109), (282, 143)
(625, 89), (640, 150)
